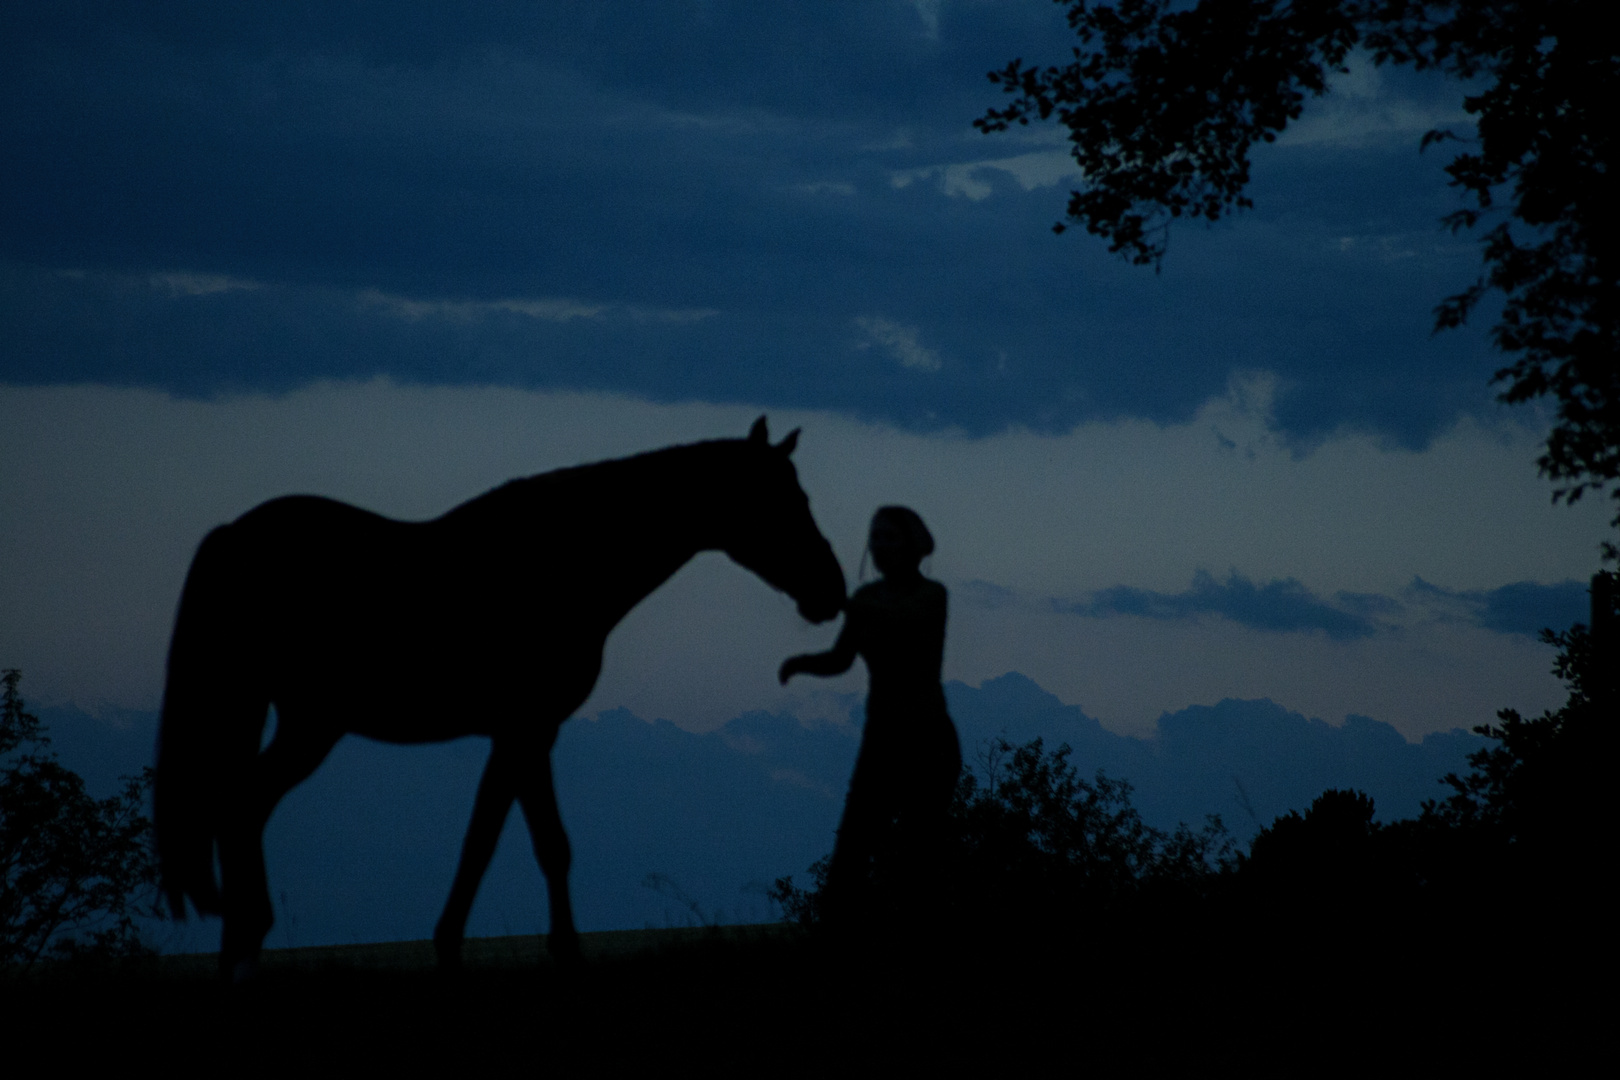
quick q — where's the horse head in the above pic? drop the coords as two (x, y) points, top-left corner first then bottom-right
(721, 417), (846, 624)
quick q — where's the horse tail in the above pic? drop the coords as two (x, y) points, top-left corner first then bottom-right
(154, 523), (262, 919)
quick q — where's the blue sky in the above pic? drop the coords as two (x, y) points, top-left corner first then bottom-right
(2, 2), (1609, 746)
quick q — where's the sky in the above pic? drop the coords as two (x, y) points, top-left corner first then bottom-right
(2, 6), (1610, 778)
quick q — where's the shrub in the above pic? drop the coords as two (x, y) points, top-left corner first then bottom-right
(1, 669), (159, 969)
(772, 737), (1236, 931)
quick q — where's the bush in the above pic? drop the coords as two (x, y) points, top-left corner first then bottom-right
(1239, 788), (1424, 917)
(772, 737), (1236, 932)
(1, 669), (159, 970)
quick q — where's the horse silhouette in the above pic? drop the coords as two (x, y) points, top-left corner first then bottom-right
(154, 418), (846, 977)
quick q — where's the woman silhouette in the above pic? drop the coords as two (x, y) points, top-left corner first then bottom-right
(779, 506), (962, 927)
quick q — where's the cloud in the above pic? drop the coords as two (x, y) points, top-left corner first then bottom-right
(624, 305), (721, 324)
(1406, 577), (1590, 638)
(791, 181), (857, 197)
(1065, 569), (1379, 640)
(1059, 570), (1589, 643)
(1332, 591), (1406, 619)
(1276, 50), (1473, 149)
(148, 271), (263, 297)
(889, 151), (1080, 201)
(909, 0), (943, 42)
(853, 315), (942, 372)
(361, 290), (608, 324)
(3, 4), (1514, 451)
(358, 288), (722, 326)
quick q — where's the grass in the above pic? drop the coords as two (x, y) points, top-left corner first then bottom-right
(5, 923), (860, 1068)
(143, 923), (797, 979)
(2, 917), (1596, 1071)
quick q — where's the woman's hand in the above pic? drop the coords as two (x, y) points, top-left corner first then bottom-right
(779, 625), (857, 684)
(778, 655), (806, 685)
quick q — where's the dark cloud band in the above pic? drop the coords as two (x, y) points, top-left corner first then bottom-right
(2, 3), (1498, 447)
(1406, 577), (1590, 639)
(1065, 569), (1378, 640)
(1058, 571), (1589, 642)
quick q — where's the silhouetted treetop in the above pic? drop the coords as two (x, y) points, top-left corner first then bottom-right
(979, 0), (1619, 519)
(2, 670), (157, 969)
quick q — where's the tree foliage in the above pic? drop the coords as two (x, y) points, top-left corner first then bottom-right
(953, 737), (1236, 909)
(1238, 786), (1426, 918)
(978, 0), (1618, 519)
(1418, 582), (1611, 885)
(1, 669), (159, 970)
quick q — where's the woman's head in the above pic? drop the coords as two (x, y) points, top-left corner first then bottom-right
(868, 505), (933, 576)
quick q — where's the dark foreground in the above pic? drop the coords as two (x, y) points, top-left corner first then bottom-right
(3, 919), (1598, 1070)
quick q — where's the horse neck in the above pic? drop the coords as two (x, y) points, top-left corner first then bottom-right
(556, 441), (746, 629)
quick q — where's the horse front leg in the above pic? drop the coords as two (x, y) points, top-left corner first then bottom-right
(516, 749), (580, 966)
(434, 748), (519, 969)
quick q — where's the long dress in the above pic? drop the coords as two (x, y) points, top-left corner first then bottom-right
(822, 574), (962, 924)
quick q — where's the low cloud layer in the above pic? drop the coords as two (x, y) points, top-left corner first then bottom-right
(40, 669), (1482, 949)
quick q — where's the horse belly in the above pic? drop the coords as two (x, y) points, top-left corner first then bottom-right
(275, 627), (602, 745)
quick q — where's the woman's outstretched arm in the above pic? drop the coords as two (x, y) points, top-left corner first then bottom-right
(779, 623), (857, 683)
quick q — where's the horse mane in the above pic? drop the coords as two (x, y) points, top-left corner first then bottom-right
(444, 435), (761, 523)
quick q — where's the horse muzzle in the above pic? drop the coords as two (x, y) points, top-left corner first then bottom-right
(796, 551), (846, 623)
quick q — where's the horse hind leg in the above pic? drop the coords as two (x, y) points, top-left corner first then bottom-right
(515, 750), (580, 965)
(217, 714), (339, 981)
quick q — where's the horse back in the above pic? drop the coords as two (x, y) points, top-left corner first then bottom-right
(217, 494), (602, 737)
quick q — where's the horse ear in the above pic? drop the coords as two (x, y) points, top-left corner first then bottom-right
(748, 416), (769, 444)
(776, 428), (800, 456)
